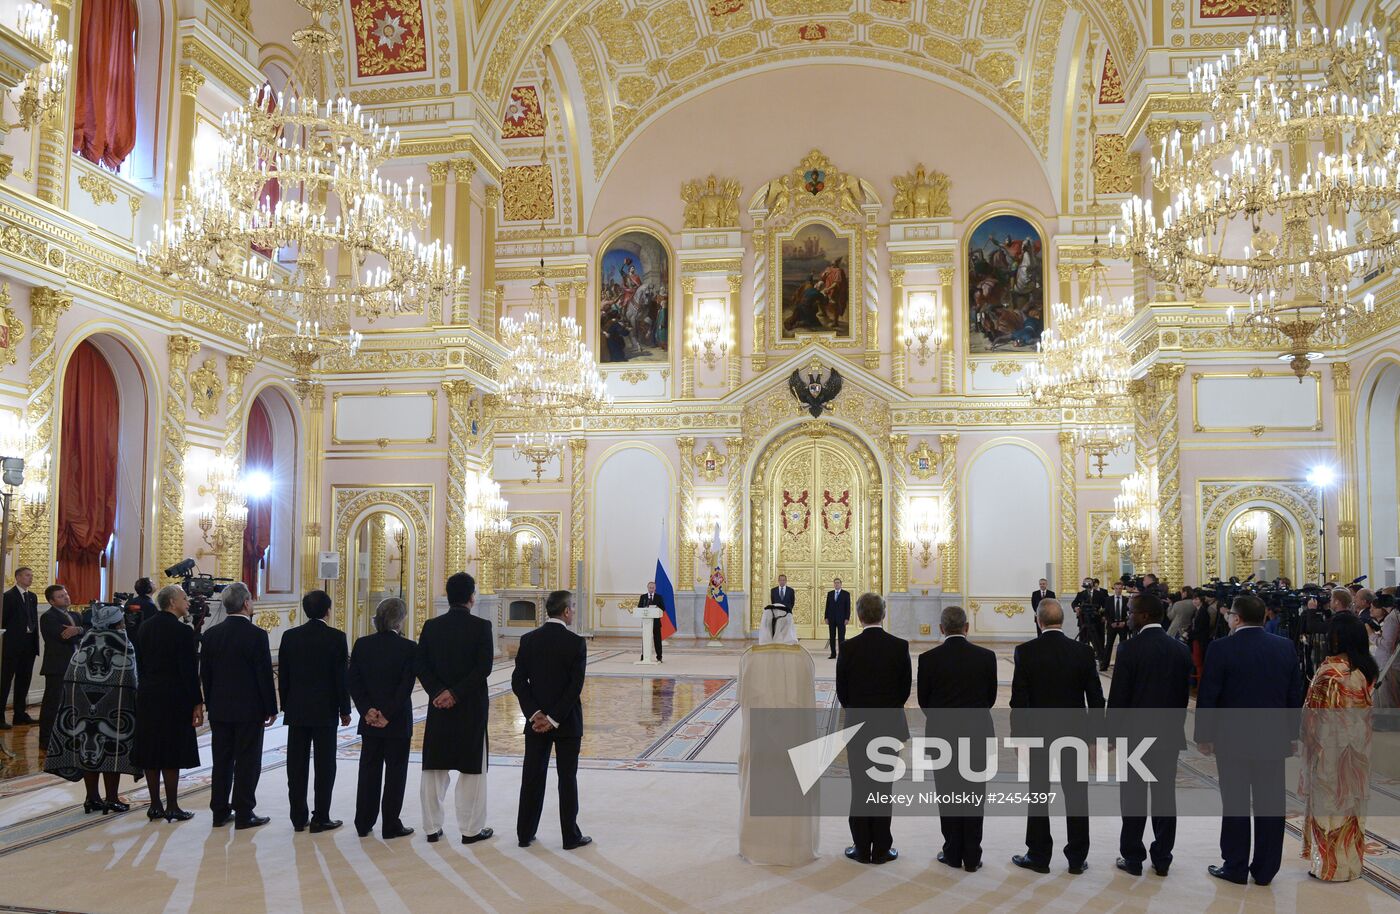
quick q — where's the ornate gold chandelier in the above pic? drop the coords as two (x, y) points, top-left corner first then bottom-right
(140, 0), (462, 372)
(1071, 418), (1133, 478)
(1110, 470), (1155, 567)
(4, 2), (69, 132)
(1117, 20), (1395, 377)
(1019, 258), (1134, 404)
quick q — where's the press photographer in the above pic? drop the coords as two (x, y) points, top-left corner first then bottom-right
(164, 559), (230, 634)
(1071, 577), (1105, 662)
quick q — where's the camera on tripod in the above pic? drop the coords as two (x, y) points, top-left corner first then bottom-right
(164, 558), (231, 631)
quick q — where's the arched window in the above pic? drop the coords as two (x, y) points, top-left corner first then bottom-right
(72, 0), (138, 171)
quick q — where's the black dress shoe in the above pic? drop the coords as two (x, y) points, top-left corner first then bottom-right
(1012, 854), (1051, 874)
(563, 836), (593, 850)
(844, 846), (870, 864)
(357, 828), (370, 838)
(105, 800), (130, 814)
(426, 830), (443, 843)
(292, 824), (306, 833)
(1115, 858), (1143, 876)
(518, 837), (534, 848)
(1252, 877), (1272, 886)
(83, 799), (105, 814)
(13, 713), (36, 725)
(936, 851), (962, 869)
(165, 808), (194, 823)
(235, 815), (270, 830)
(147, 804), (166, 821)
(309, 819), (342, 834)
(828, 654), (836, 659)
(461, 827), (494, 845)
(0, 720), (12, 730)
(1068, 862), (1089, 875)
(383, 826), (414, 840)
(1152, 865), (1169, 877)
(871, 849), (899, 864)
(965, 862), (982, 873)
(211, 814), (232, 827)
(1208, 864), (1247, 885)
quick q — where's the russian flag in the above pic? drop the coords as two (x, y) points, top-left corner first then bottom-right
(655, 518), (677, 639)
(703, 522), (729, 638)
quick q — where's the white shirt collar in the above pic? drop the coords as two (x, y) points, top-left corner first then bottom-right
(1041, 627), (1066, 635)
(943, 633), (967, 640)
(1232, 624), (1262, 633)
(1138, 623), (1162, 631)
(545, 617), (568, 627)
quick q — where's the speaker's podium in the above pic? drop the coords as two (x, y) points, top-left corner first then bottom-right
(634, 605), (661, 665)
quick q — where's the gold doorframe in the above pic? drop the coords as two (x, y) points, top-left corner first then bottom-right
(749, 422), (883, 639)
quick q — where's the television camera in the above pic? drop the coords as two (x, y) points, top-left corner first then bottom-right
(164, 558), (231, 632)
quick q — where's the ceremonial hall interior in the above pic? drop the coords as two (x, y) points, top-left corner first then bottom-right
(1, 0), (1400, 909)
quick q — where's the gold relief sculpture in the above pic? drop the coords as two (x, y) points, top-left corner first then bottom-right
(696, 441), (727, 481)
(907, 440), (939, 479)
(680, 174), (741, 228)
(994, 602), (1027, 619)
(0, 154), (13, 181)
(1091, 134), (1139, 196)
(189, 358), (223, 420)
(617, 370), (649, 385)
(0, 283), (23, 370)
(77, 172), (117, 206)
(891, 164), (951, 220)
(988, 360), (1023, 377)
(501, 164), (555, 221)
(759, 150), (870, 221)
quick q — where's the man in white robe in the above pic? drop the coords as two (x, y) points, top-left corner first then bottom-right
(738, 605), (819, 865)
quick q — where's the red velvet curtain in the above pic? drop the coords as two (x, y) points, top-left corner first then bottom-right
(242, 398), (274, 591)
(57, 341), (119, 603)
(72, 0), (138, 170)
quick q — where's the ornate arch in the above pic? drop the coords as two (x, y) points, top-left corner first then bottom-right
(1198, 481), (1320, 585)
(1087, 509), (1123, 582)
(331, 485), (433, 635)
(501, 511), (563, 590)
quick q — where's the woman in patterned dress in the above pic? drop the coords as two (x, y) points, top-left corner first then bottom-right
(1300, 613), (1378, 881)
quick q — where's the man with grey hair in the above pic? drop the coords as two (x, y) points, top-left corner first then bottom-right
(1355, 589), (1376, 626)
(349, 597), (417, 839)
(918, 605), (997, 871)
(200, 582), (278, 829)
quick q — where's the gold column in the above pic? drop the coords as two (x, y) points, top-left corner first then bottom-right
(569, 438), (587, 590)
(297, 380), (326, 594)
(724, 436), (747, 578)
(681, 278), (696, 398)
(1058, 430), (1079, 587)
(158, 335), (200, 574)
(939, 433), (960, 592)
(427, 162), (450, 250)
(748, 481), (765, 629)
(476, 530), (499, 596)
(677, 435), (696, 588)
(19, 288), (72, 588)
(452, 158), (477, 325)
(171, 67), (206, 213)
(891, 270), (907, 390)
(556, 282), (574, 325)
(864, 226), (880, 370)
(34, 0), (72, 205)
(726, 275), (742, 391)
(440, 380), (474, 575)
(368, 515), (387, 594)
(751, 229), (767, 374)
(1332, 362), (1358, 579)
(1152, 363), (1186, 588)
(889, 433), (909, 591)
(482, 186), (500, 335)
(217, 354), (255, 582)
(938, 268), (956, 393)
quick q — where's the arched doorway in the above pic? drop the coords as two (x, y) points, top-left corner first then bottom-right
(749, 423), (882, 640)
(1225, 508), (1297, 583)
(348, 510), (410, 640)
(1358, 358), (1400, 580)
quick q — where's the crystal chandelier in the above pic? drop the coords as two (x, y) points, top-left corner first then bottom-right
(691, 296), (731, 369)
(463, 469), (509, 541)
(140, 0), (463, 372)
(5, 2), (69, 131)
(512, 431), (562, 482)
(194, 455), (248, 559)
(902, 290), (945, 364)
(1116, 20), (1395, 378)
(1019, 258), (1134, 403)
(1110, 470), (1155, 567)
(1071, 418), (1133, 478)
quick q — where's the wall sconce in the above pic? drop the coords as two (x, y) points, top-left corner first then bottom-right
(1110, 471), (1156, 567)
(693, 497), (725, 568)
(691, 296), (731, 369)
(907, 497), (945, 568)
(193, 454), (247, 559)
(5, 3), (71, 132)
(463, 468), (509, 560)
(902, 290), (945, 365)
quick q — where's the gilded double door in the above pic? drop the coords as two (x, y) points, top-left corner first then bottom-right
(756, 433), (871, 640)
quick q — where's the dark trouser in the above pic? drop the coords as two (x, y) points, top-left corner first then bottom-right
(1024, 745), (1090, 867)
(517, 729), (582, 844)
(848, 735), (894, 860)
(652, 617), (663, 660)
(934, 757), (986, 867)
(1119, 745), (1180, 871)
(827, 622), (846, 657)
(286, 724), (338, 827)
(1102, 625), (1129, 669)
(1216, 754), (1286, 884)
(38, 673), (64, 749)
(1078, 620), (1104, 666)
(210, 720), (265, 821)
(0, 649), (34, 720)
(355, 736), (409, 835)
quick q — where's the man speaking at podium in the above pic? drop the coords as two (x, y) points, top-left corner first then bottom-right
(638, 582), (666, 663)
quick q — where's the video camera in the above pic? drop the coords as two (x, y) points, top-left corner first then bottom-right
(164, 558), (231, 631)
(1200, 576), (1329, 676)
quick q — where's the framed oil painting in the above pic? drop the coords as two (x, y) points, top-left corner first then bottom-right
(966, 213), (1045, 354)
(599, 230), (670, 364)
(779, 222), (851, 338)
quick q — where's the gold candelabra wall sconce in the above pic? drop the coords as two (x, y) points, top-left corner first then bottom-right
(192, 455), (247, 560)
(906, 496), (947, 568)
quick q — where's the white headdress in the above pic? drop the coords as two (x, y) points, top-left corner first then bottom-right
(758, 603), (798, 646)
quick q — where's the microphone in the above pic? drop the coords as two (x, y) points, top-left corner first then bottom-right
(1244, 573), (1256, 582)
(1349, 575), (1367, 586)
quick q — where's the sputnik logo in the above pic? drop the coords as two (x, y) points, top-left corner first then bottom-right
(787, 723), (864, 795)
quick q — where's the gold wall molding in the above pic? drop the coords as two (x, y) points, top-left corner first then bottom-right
(677, 435), (697, 588)
(1331, 362), (1358, 579)
(441, 380), (475, 576)
(1058, 430), (1079, 586)
(0, 282), (23, 370)
(218, 355), (255, 581)
(889, 433), (909, 593)
(500, 512), (562, 593)
(330, 485), (433, 635)
(695, 442), (727, 481)
(1189, 369), (1323, 433)
(157, 335), (198, 576)
(940, 433), (960, 592)
(189, 358), (222, 420)
(1198, 480), (1320, 585)
(569, 438), (587, 590)
(18, 287), (71, 589)
(298, 381), (326, 594)
(77, 171), (117, 206)
(330, 388), (439, 446)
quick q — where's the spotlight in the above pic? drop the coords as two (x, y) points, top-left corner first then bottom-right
(241, 470), (273, 499)
(1306, 465), (1336, 488)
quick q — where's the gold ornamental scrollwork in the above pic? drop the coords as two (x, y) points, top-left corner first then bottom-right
(189, 358), (223, 420)
(695, 442), (727, 482)
(77, 171), (118, 206)
(330, 485), (433, 634)
(994, 602), (1027, 619)
(907, 440), (940, 480)
(891, 164), (952, 220)
(617, 369), (649, 385)
(0, 283), (23, 371)
(680, 174), (741, 228)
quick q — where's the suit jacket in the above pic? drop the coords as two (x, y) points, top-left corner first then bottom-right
(416, 606), (493, 772)
(278, 619), (351, 727)
(2, 586), (39, 656)
(1194, 626), (1304, 758)
(511, 619), (587, 739)
(824, 589), (851, 624)
(769, 585), (796, 611)
(836, 626), (911, 740)
(1072, 588), (1105, 619)
(638, 592), (665, 617)
(348, 630), (417, 740)
(917, 636), (997, 739)
(1104, 593), (1132, 628)
(1106, 625), (1192, 750)
(38, 605), (84, 676)
(200, 615), (278, 724)
(1010, 630), (1104, 738)
(1031, 589), (1055, 610)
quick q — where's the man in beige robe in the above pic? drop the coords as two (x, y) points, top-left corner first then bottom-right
(738, 605), (819, 865)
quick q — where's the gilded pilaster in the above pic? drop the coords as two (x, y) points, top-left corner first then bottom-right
(427, 161), (450, 248)
(938, 268), (956, 393)
(158, 335), (200, 574)
(34, 0), (71, 205)
(441, 380), (474, 575)
(677, 435), (696, 587)
(297, 380), (326, 594)
(724, 436), (747, 577)
(482, 186), (500, 335)
(748, 481), (765, 629)
(171, 67), (206, 213)
(751, 229), (767, 373)
(725, 274), (742, 391)
(1332, 363), (1358, 578)
(681, 278), (696, 398)
(1138, 362), (1186, 585)
(368, 515), (387, 594)
(863, 226), (879, 370)
(19, 288), (71, 588)
(1058, 431), (1079, 587)
(889, 433), (909, 591)
(939, 433), (960, 592)
(569, 438), (587, 589)
(891, 270), (907, 390)
(452, 158), (476, 325)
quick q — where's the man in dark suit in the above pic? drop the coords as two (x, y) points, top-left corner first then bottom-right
(1107, 592), (1192, 877)
(638, 581), (665, 663)
(1031, 579), (1054, 611)
(0, 566), (39, 728)
(837, 592), (911, 865)
(770, 575), (796, 614)
(124, 577), (159, 640)
(200, 582), (278, 829)
(1195, 593), (1304, 886)
(1010, 598), (1105, 875)
(512, 589), (590, 850)
(349, 596), (417, 840)
(1071, 578), (1105, 666)
(37, 584), (84, 749)
(824, 578), (851, 659)
(1102, 581), (1133, 671)
(918, 605), (997, 872)
(279, 590), (351, 834)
